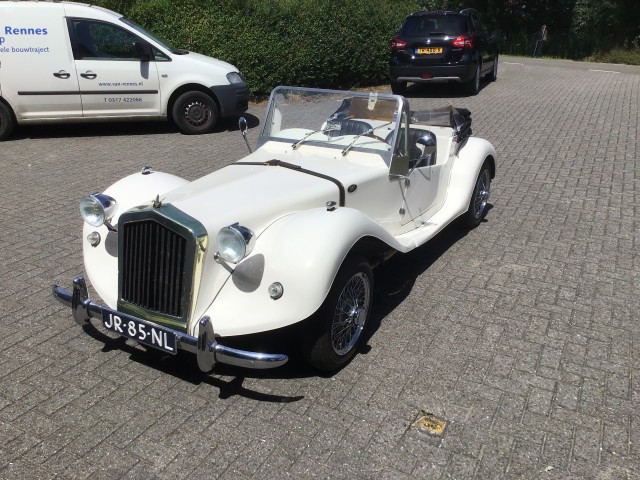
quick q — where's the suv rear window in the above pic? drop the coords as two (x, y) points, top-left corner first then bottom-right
(399, 15), (468, 37)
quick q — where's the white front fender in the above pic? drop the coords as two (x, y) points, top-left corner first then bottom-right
(202, 207), (404, 337)
(83, 170), (189, 308)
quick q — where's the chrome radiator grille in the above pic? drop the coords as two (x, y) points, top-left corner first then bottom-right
(121, 219), (187, 318)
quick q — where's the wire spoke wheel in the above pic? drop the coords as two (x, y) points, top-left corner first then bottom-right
(304, 256), (373, 372)
(472, 169), (491, 219)
(330, 272), (370, 355)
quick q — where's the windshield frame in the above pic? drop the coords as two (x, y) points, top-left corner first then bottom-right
(258, 86), (409, 166)
(119, 17), (180, 54)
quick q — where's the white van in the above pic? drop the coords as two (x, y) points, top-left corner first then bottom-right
(0, 1), (249, 139)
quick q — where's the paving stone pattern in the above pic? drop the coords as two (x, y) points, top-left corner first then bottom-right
(0, 56), (638, 479)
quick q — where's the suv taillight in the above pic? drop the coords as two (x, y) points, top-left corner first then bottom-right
(390, 38), (407, 50)
(452, 35), (474, 48)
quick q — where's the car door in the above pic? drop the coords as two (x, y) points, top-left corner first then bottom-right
(469, 13), (494, 74)
(401, 128), (442, 225)
(1, 5), (82, 120)
(67, 18), (161, 117)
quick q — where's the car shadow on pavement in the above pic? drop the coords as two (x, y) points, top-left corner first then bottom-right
(8, 114), (260, 140)
(358, 218), (477, 352)
(84, 325), (306, 402)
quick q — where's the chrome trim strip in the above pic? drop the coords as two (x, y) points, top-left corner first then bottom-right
(53, 277), (288, 371)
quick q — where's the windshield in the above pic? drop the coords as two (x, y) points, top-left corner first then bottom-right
(120, 17), (186, 54)
(259, 87), (404, 163)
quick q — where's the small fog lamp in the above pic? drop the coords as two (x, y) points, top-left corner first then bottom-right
(268, 282), (284, 300)
(87, 231), (101, 247)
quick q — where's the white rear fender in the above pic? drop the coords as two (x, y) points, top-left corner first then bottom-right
(201, 207), (403, 337)
(446, 137), (496, 217)
(83, 171), (189, 308)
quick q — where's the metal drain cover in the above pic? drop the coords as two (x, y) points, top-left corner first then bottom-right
(412, 412), (447, 437)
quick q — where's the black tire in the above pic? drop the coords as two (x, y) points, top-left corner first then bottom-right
(463, 63), (481, 96)
(390, 80), (407, 96)
(172, 91), (219, 135)
(0, 102), (16, 141)
(304, 256), (373, 372)
(462, 162), (491, 228)
(488, 54), (498, 82)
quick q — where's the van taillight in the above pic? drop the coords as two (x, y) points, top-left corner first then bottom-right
(390, 39), (407, 50)
(452, 35), (473, 48)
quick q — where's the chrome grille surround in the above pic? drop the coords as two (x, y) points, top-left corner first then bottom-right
(117, 204), (208, 333)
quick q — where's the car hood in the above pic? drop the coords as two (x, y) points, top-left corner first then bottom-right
(162, 159), (341, 242)
(180, 51), (238, 73)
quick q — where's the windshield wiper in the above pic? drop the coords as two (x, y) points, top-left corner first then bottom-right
(341, 122), (393, 156)
(428, 32), (448, 36)
(291, 126), (334, 150)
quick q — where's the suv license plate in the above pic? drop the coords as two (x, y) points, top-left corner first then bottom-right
(416, 47), (442, 54)
(102, 309), (177, 354)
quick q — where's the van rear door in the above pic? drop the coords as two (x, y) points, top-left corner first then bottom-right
(67, 19), (161, 118)
(0, 3), (82, 120)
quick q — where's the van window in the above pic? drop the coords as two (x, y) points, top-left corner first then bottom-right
(70, 19), (142, 60)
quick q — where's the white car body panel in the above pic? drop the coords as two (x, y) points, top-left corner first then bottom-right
(75, 86), (496, 344)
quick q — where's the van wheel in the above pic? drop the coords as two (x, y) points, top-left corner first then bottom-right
(172, 91), (219, 134)
(0, 102), (15, 141)
(303, 256), (373, 372)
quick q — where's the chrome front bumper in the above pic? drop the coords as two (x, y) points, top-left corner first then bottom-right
(52, 276), (288, 371)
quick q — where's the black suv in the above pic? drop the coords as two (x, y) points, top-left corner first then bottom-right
(390, 9), (498, 95)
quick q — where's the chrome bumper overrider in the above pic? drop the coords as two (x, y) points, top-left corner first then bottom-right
(52, 276), (288, 371)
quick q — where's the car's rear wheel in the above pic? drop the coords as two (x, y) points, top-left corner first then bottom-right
(391, 80), (407, 95)
(462, 162), (491, 228)
(488, 54), (498, 81)
(172, 91), (219, 135)
(463, 63), (481, 96)
(0, 102), (16, 141)
(304, 256), (373, 372)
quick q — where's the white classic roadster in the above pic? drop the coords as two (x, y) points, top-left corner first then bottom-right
(53, 86), (496, 372)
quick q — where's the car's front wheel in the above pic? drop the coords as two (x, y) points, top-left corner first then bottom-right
(0, 102), (15, 141)
(172, 91), (219, 135)
(304, 256), (373, 372)
(462, 162), (491, 228)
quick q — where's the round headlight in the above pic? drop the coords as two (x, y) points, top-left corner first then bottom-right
(80, 193), (117, 227)
(216, 224), (255, 264)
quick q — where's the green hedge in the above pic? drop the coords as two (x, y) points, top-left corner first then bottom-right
(96, 0), (417, 95)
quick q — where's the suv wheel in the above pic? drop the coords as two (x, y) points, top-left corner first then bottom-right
(464, 63), (481, 96)
(390, 80), (407, 95)
(488, 54), (498, 81)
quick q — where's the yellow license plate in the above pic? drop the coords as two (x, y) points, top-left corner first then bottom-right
(416, 47), (442, 54)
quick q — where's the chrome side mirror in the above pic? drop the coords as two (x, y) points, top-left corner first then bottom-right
(238, 116), (252, 153)
(416, 132), (437, 166)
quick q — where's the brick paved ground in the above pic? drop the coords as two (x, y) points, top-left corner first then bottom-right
(0, 56), (638, 479)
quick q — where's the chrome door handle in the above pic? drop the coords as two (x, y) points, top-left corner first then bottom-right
(53, 70), (71, 79)
(80, 71), (97, 79)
